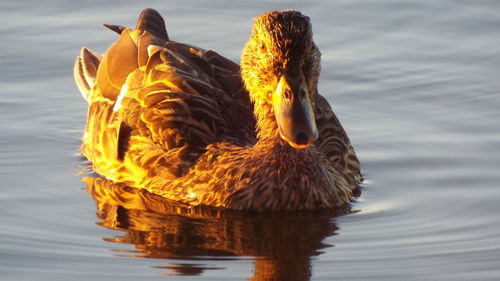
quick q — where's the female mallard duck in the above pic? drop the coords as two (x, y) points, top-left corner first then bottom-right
(74, 8), (361, 211)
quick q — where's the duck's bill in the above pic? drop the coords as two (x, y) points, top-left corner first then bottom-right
(273, 71), (318, 149)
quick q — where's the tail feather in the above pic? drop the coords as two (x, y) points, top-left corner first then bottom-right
(103, 24), (126, 35)
(75, 8), (168, 103)
(136, 8), (169, 40)
(74, 47), (101, 102)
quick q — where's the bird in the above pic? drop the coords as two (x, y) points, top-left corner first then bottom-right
(74, 8), (361, 211)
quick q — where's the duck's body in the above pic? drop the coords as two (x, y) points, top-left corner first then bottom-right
(75, 9), (361, 211)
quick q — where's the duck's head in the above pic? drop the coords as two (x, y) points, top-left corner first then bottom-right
(241, 10), (321, 149)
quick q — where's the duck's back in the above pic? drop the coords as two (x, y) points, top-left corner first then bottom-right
(75, 9), (255, 185)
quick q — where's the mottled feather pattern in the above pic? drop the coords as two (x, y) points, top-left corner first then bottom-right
(313, 95), (361, 185)
(76, 9), (361, 211)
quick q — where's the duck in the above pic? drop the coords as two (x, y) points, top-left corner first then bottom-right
(74, 8), (361, 211)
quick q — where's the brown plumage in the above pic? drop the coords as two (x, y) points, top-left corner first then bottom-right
(74, 8), (361, 211)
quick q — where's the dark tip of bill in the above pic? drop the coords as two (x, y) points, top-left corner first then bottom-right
(295, 132), (309, 145)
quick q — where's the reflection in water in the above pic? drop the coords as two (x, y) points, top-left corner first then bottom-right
(85, 177), (353, 280)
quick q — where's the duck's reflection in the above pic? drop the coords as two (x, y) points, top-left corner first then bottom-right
(86, 177), (352, 280)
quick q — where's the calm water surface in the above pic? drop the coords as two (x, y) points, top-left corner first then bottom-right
(1, 0), (500, 280)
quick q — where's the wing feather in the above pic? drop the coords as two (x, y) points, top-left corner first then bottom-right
(314, 94), (361, 184)
(83, 13), (255, 183)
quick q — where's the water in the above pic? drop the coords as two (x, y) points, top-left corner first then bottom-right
(1, 0), (499, 280)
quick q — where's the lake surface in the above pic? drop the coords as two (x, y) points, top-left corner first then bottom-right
(1, 0), (500, 280)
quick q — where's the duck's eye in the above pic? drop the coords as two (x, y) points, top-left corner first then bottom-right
(283, 90), (293, 101)
(274, 63), (283, 75)
(259, 43), (266, 52)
